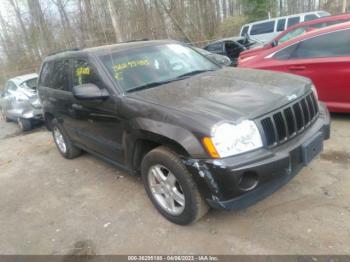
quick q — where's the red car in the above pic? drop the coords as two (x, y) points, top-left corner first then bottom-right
(238, 22), (350, 113)
(239, 13), (350, 61)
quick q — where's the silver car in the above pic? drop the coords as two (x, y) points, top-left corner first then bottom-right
(0, 73), (42, 131)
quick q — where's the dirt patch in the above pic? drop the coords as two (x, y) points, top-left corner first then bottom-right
(320, 150), (350, 165)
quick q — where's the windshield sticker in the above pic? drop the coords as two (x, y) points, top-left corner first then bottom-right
(113, 59), (150, 80)
(76, 67), (90, 76)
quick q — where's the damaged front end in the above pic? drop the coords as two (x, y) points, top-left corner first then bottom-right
(183, 103), (330, 211)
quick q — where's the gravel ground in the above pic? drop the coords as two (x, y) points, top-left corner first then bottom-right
(0, 114), (349, 255)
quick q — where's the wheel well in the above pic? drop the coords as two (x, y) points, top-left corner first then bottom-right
(132, 138), (189, 176)
(44, 113), (55, 131)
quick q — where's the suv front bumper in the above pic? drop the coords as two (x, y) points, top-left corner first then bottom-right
(184, 103), (330, 211)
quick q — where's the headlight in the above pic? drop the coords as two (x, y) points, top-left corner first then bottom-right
(311, 84), (318, 100)
(203, 120), (263, 158)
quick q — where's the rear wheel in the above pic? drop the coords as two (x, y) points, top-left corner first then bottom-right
(17, 118), (32, 131)
(51, 119), (82, 159)
(141, 146), (208, 225)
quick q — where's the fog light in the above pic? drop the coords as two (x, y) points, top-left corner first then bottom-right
(237, 171), (259, 191)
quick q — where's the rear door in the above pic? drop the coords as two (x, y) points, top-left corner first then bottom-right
(269, 29), (350, 110)
(44, 59), (79, 140)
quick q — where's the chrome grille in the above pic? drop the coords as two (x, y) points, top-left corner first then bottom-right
(260, 92), (319, 147)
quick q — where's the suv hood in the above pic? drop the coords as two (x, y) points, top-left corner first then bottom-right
(130, 68), (311, 122)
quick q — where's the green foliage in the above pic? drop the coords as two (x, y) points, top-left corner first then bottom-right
(216, 16), (248, 38)
(242, 0), (276, 23)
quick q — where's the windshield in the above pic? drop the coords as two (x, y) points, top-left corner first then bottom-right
(278, 27), (307, 45)
(99, 43), (219, 92)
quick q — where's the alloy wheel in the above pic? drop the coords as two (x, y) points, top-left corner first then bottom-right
(148, 164), (185, 216)
(53, 127), (67, 153)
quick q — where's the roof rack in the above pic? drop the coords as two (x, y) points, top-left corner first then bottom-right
(47, 48), (80, 57)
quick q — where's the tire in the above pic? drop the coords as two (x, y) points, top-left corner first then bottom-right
(51, 119), (82, 159)
(17, 118), (32, 131)
(141, 146), (208, 225)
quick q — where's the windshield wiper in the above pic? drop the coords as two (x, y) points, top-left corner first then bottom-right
(126, 79), (176, 93)
(126, 69), (215, 93)
(175, 69), (215, 79)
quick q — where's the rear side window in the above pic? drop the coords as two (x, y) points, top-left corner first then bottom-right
(72, 59), (104, 89)
(287, 16), (300, 27)
(38, 62), (53, 87)
(294, 29), (350, 59)
(250, 21), (275, 35)
(205, 42), (223, 53)
(241, 26), (249, 36)
(304, 14), (318, 21)
(6, 81), (17, 92)
(277, 19), (286, 32)
(51, 60), (71, 91)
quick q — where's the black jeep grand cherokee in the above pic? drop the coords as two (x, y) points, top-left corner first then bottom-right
(38, 40), (330, 225)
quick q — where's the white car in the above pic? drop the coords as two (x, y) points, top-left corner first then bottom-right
(240, 11), (330, 43)
(0, 73), (42, 131)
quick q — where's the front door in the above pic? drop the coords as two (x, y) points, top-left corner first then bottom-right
(70, 58), (124, 164)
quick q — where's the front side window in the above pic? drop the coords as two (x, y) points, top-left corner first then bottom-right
(51, 60), (70, 91)
(273, 44), (299, 60)
(99, 43), (219, 92)
(294, 29), (350, 59)
(287, 16), (300, 27)
(277, 19), (286, 32)
(250, 21), (275, 35)
(72, 59), (104, 89)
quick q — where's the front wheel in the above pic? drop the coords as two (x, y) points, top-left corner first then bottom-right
(141, 146), (208, 225)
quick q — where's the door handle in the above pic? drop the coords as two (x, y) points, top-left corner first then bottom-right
(72, 103), (83, 110)
(289, 65), (306, 71)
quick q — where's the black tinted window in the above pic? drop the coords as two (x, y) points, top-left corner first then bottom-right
(287, 16), (300, 27)
(250, 21), (275, 35)
(241, 26), (249, 36)
(72, 59), (104, 88)
(205, 42), (223, 53)
(51, 60), (70, 91)
(39, 62), (53, 87)
(277, 19), (286, 31)
(295, 29), (350, 58)
(304, 14), (318, 21)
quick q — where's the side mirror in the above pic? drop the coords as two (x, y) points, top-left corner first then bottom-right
(73, 83), (109, 100)
(271, 40), (278, 47)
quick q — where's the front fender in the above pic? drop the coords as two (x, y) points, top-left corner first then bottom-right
(131, 117), (207, 158)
